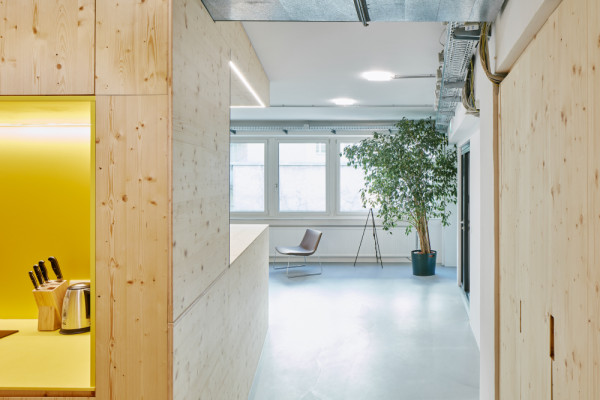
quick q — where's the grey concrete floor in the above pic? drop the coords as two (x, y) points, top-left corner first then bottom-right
(248, 263), (479, 400)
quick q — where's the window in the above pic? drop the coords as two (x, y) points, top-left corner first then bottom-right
(230, 142), (265, 212)
(339, 142), (367, 212)
(230, 135), (372, 217)
(278, 142), (327, 212)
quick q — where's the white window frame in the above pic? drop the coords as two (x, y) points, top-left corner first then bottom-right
(276, 138), (330, 216)
(230, 132), (372, 221)
(336, 138), (372, 216)
(229, 138), (269, 218)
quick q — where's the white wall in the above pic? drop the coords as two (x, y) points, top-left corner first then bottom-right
(232, 217), (455, 265)
(495, 0), (562, 72)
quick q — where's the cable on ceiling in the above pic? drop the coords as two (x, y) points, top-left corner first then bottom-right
(479, 22), (507, 85)
(462, 56), (480, 115)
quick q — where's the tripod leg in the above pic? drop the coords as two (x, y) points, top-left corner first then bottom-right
(354, 209), (372, 267)
(370, 210), (383, 268)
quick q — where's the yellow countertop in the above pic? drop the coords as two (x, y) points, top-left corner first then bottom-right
(230, 224), (269, 263)
(0, 319), (92, 391)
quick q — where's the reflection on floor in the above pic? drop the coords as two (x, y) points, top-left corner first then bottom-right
(249, 263), (479, 400)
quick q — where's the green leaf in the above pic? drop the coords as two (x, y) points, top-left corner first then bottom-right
(342, 118), (457, 253)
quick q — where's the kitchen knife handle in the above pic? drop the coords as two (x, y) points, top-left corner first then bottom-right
(48, 256), (63, 280)
(33, 265), (44, 286)
(39, 260), (49, 282)
(28, 271), (40, 290)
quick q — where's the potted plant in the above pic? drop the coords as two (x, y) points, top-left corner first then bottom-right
(343, 118), (457, 276)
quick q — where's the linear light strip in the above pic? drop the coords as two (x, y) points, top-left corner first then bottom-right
(229, 61), (266, 108)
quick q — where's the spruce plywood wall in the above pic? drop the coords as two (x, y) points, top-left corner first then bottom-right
(499, 0), (599, 397)
(1, 0), (268, 398)
(0, 0), (95, 94)
(171, 1), (269, 399)
(0, 0), (172, 398)
(95, 0), (171, 398)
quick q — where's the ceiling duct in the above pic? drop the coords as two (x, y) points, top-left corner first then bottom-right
(201, 0), (507, 22)
(353, 0), (370, 26)
(435, 22), (479, 133)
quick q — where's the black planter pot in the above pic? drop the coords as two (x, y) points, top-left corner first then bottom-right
(411, 250), (437, 276)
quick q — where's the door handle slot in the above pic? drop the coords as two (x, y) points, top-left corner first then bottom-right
(549, 314), (555, 360)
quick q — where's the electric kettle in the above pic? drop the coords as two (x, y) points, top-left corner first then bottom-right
(60, 282), (91, 334)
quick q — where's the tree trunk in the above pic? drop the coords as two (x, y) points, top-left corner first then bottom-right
(416, 215), (431, 254)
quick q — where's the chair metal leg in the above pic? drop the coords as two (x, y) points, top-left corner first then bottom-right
(272, 250), (323, 278)
(272, 251), (289, 270)
(286, 254), (322, 278)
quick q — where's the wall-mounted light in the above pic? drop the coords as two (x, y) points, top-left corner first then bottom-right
(331, 129), (337, 135)
(230, 129), (237, 135)
(229, 61), (266, 108)
(331, 98), (357, 106)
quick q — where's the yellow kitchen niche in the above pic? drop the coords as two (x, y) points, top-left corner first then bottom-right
(0, 98), (94, 319)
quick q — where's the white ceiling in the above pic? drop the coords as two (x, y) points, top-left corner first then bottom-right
(231, 21), (447, 122)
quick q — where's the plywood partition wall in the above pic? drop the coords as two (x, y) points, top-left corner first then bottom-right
(95, 95), (170, 400)
(587, 0), (600, 396)
(171, 0), (230, 319)
(171, 1), (269, 399)
(499, 0), (599, 397)
(95, 0), (169, 95)
(0, 0), (269, 397)
(0, 0), (95, 94)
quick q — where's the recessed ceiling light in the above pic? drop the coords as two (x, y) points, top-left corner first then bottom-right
(361, 70), (395, 81)
(331, 98), (357, 106)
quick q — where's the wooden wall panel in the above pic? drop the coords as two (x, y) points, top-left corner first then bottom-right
(171, 2), (270, 400)
(588, 0), (600, 397)
(172, 226), (268, 400)
(0, 396), (92, 400)
(95, 95), (170, 400)
(171, 0), (230, 320)
(498, 54), (522, 400)
(549, 0), (589, 397)
(499, 0), (592, 398)
(95, 0), (169, 95)
(0, 393), (93, 399)
(0, 0), (94, 95)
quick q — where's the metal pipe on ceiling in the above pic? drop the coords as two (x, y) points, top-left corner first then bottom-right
(353, 0), (370, 26)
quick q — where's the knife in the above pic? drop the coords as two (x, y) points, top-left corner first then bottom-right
(33, 265), (44, 286)
(48, 257), (63, 281)
(28, 271), (40, 290)
(39, 260), (50, 282)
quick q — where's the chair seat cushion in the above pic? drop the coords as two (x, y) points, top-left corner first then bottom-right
(275, 245), (316, 256)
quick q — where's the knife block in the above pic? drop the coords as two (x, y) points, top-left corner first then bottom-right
(32, 280), (68, 331)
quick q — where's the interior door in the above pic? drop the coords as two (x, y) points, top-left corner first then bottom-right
(460, 145), (470, 298)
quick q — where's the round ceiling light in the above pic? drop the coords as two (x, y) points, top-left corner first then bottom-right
(361, 70), (395, 81)
(331, 98), (357, 106)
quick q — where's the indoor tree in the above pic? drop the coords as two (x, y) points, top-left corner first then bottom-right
(343, 118), (457, 256)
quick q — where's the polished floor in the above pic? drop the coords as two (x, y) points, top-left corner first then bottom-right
(248, 263), (479, 400)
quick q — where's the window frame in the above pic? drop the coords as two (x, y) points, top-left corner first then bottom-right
(276, 138), (330, 216)
(336, 139), (372, 216)
(229, 133), (372, 220)
(229, 138), (269, 218)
